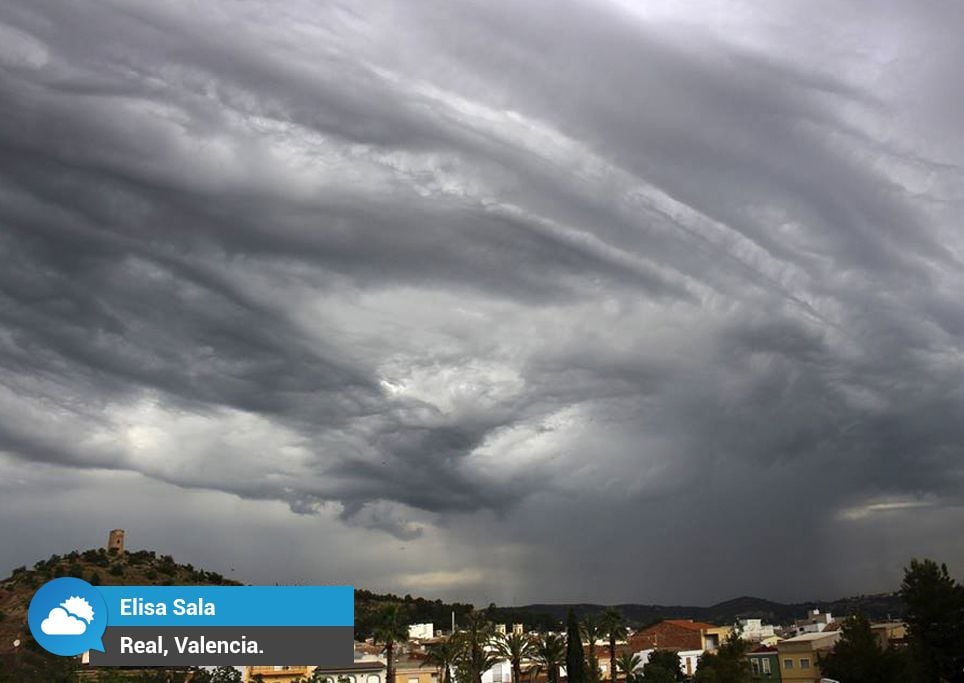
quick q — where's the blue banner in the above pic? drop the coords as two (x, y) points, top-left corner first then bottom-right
(95, 585), (354, 627)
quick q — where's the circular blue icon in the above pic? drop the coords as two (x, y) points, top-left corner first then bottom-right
(28, 577), (107, 656)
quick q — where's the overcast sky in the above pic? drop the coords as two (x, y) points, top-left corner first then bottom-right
(1, 0), (963, 608)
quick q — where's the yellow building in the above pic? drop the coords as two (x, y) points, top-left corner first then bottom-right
(394, 655), (440, 683)
(871, 622), (907, 648)
(245, 665), (312, 683)
(246, 660), (386, 683)
(701, 625), (734, 651)
(776, 631), (840, 683)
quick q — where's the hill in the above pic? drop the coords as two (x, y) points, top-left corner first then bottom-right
(504, 592), (905, 628)
(0, 547), (242, 657)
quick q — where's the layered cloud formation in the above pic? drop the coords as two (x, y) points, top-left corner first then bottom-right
(1, 0), (963, 604)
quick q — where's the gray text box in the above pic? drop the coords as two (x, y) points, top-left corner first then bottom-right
(89, 626), (354, 666)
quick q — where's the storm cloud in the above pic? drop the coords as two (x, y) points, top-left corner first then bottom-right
(1, 0), (963, 606)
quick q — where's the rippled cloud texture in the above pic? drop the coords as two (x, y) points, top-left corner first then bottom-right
(1, 0), (963, 605)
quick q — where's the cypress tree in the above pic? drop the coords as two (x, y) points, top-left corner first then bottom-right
(566, 608), (587, 683)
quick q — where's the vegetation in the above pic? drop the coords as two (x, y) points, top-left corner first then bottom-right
(424, 638), (460, 683)
(494, 631), (533, 683)
(3, 548), (963, 683)
(373, 604), (409, 683)
(580, 615), (601, 683)
(453, 611), (499, 683)
(566, 609), (587, 683)
(190, 668), (244, 683)
(615, 651), (641, 683)
(692, 634), (749, 683)
(900, 558), (964, 682)
(533, 633), (565, 683)
(354, 589), (479, 640)
(641, 650), (683, 683)
(818, 613), (907, 683)
(600, 607), (628, 683)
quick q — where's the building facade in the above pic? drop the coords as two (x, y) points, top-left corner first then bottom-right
(737, 618), (776, 643)
(748, 645), (781, 682)
(776, 631), (839, 683)
(245, 662), (386, 683)
(792, 610), (833, 636)
(629, 620), (729, 653)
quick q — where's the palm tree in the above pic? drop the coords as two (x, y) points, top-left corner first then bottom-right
(600, 608), (628, 683)
(454, 611), (499, 683)
(532, 633), (565, 683)
(494, 631), (533, 683)
(581, 616), (602, 683)
(374, 604), (409, 683)
(615, 653), (641, 683)
(424, 637), (460, 683)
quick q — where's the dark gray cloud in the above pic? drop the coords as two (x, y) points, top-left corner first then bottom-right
(1, 0), (963, 605)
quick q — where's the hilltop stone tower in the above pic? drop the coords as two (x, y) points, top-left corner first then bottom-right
(107, 529), (125, 554)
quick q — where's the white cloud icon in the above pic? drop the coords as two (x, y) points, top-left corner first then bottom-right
(41, 607), (88, 635)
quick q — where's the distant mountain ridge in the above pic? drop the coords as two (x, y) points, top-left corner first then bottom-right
(505, 592), (905, 628)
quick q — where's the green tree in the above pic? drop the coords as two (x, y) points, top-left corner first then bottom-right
(374, 604), (410, 683)
(642, 650), (683, 682)
(818, 614), (906, 683)
(454, 611), (499, 683)
(901, 558), (964, 682)
(424, 637), (460, 683)
(566, 609), (587, 683)
(495, 631), (534, 683)
(581, 616), (602, 683)
(209, 666), (244, 683)
(533, 633), (565, 683)
(615, 652), (641, 683)
(600, 608), (628, 683)
(693, 634), (749, 683)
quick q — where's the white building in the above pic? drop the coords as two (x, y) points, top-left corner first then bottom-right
(736, 618), (776, 642)
(793, 610), (834, 636)
(482, 660), (512, 683)
(409, 623), (435, 640)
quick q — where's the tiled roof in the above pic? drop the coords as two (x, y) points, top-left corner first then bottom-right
(750, 645), (778, 654)
(660, 620), (718, 631)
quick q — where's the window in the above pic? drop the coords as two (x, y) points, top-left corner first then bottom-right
(751, 659), (760, 674)
(761, 659), (771, 674)
(409, 678), (419, 683)
(368, 675), (381, 683)
(800, 658), (810, 669)
(783, 659), (793, 670)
